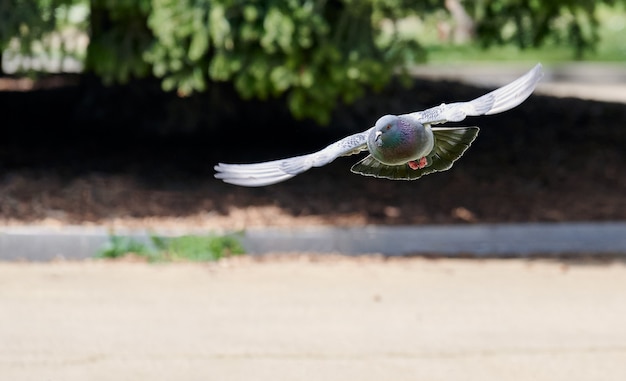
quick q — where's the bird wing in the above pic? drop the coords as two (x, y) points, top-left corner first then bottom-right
(404, 63), (543, 125)
(350, 126), (479, 180)
(214, 128), (372, 186)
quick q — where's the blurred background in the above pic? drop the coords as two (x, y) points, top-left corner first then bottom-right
(1, 3), (626, 380)
(0, 0), (625, 233)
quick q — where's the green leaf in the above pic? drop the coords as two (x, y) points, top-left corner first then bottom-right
(188, 31), (209, 61)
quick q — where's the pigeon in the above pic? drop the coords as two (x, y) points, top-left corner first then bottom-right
(215, 63), (543, 187)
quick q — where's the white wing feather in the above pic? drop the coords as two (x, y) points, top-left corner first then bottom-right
(405, 63), (543, 125)
(214, 129), (372, 187)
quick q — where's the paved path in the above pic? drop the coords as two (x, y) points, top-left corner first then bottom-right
(1, 257), (625, 381)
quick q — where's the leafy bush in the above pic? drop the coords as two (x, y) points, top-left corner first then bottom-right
(143, 0), (426, 123)
(84, 0), (626, 123)
(85, 0), (152, 83)
(3, 0), (623, 122)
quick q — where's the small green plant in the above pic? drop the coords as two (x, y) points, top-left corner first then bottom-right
(150, 233), (245, 261)
(96, 232), (245, 262)
(97, 235), (152, 259)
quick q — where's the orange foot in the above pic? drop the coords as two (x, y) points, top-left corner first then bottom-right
(408, 157), (428, 170)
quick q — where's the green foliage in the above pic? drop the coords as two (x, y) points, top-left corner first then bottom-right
(0, 0), (77, 74)
(1, 0), (36, 54)
(144, 0), (425, 123)
(85, 0), (152, 83)
(97, 0), (624, 122)
(97, 234), (152, 258)
(3, 0), (625, 121)
(465, 0), (624, 60)
(96, 232), (245, 262)
(150, 233), (245, 261)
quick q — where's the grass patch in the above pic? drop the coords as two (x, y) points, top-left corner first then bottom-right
(425, 39), (626, 65)
(97, 232), (245, 262)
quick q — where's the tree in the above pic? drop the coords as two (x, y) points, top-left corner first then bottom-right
(3, 0), (624, 121)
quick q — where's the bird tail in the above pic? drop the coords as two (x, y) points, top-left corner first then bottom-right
(350, 127), (479, 180)
(350, 155), (433, 180)
(428, 126), (479, 171)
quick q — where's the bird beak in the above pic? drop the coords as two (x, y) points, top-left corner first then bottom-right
(375, 130), (382, 141)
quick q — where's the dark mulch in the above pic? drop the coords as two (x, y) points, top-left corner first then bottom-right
(0, 74), (624, 227)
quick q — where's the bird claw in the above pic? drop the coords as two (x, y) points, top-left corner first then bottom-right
(408, 157), (428, 170)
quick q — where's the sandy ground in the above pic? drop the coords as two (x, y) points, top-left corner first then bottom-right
(1, 256), (625, 381)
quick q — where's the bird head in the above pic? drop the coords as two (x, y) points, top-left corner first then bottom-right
(371, 115), (400, 147)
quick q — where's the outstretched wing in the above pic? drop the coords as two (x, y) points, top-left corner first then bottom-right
(350, 127), (479, 180)
(214, 129), (372, 186)
(405, 63), (543, 125)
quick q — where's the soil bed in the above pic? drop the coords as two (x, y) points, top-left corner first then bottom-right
(0, 74), (624, 230)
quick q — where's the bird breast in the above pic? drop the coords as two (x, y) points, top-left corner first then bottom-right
(367, 119), (433, 165)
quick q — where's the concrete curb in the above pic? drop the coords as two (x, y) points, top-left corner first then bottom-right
(1, 222), (625, 261)
(243, 222), (626, 256)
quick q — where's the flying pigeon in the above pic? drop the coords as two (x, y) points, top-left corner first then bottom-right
(215, 63), (543, 187)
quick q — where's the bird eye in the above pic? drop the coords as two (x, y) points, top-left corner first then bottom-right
(386, 124), (391, 130)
